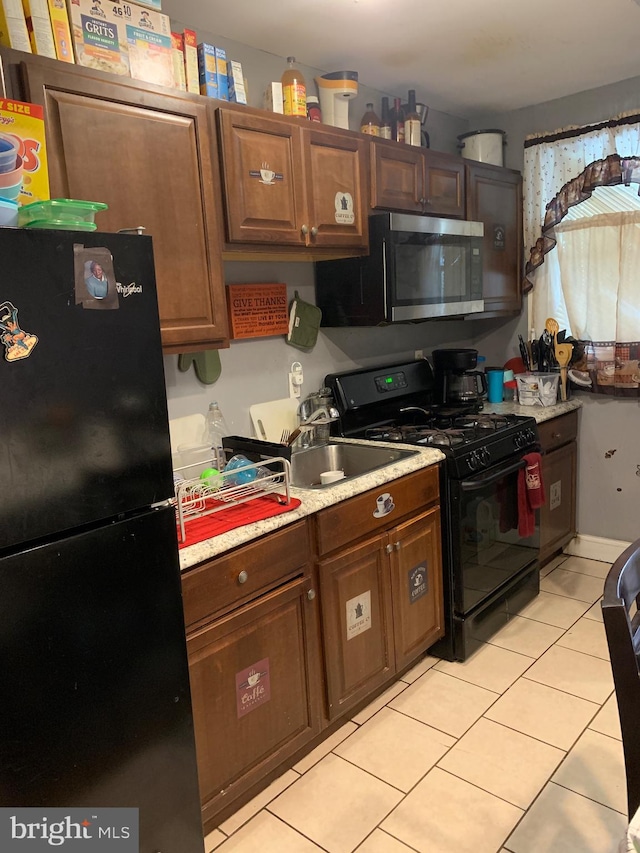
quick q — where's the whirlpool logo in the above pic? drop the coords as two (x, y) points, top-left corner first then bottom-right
(0, 809), (138, 851)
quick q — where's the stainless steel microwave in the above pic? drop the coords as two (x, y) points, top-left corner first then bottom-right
(315, 213), (484, 325)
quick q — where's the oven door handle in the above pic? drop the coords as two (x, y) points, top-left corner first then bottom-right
(460, 458), (526, 491)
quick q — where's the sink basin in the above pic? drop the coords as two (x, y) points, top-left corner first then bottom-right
(290, 442), (418, 489)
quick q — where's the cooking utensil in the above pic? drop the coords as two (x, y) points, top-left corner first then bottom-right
(545, 317), (559, 336)
(554, 343), (573, 402)
(518, 335), (531, 371)
(286, 426), (302, 446)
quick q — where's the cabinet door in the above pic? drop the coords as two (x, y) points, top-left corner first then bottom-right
(422, 150), (465, 218)
(389, 507), (445, 670)
(217, 108), (306, 245)
(319, 536), (394, 720)
(370, 139), (424, 212)
(539, 441), (577, 565)
(466, 162), (523, 315)
(302, 126), (368, 248)
(20, 59), (228, 352)
(187, 575), (321, 832)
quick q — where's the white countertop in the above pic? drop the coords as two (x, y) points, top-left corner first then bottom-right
(483, 397), (582, 422)
(178, 439), (445, 571)
(178, 399), (582, 572)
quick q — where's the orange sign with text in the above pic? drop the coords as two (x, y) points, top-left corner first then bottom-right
(227, 283), (289, 340)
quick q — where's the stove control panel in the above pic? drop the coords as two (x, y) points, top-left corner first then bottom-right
(465, 447), (492, 472)
(514, 428), (537, 449)
(374, 371), (408, 393)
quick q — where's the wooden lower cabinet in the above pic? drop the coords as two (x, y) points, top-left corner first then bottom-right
(181, 521), (321, 832)
(538, 411), (578, 565)
(389, 507), (444, 670)
(317, 473), (444, 720)
(319, 536), (395, 719)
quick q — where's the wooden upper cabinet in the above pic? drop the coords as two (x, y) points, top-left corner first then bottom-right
(302, 125), (368, 249)
(370, 139), (465, 218)
(466, 161), (523, 316)
(18, 57), (228, 352)
(217, 106), (368, 250)
(370, 140), (424, 213)
(423, 150), (465, 219)
(217, 109), (305, 245)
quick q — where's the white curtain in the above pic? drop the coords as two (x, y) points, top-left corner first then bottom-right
(531, 211), (640, 341)
(523, 118), (640, 254)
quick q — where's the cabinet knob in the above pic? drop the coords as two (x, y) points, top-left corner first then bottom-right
(395, 541), (401, 551)
(385, 543), (394, 554)
(238, 570), (248, 584)
(307, 588), (316, 601)
(552, 432), (561, 439)
(301, 224), (309, 235)
(310, 226), (318, 237)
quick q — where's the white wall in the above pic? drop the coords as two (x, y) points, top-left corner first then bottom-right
(475, 77), (640, 543)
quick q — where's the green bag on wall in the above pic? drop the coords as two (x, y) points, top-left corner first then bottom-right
(286, 290), (322, 350)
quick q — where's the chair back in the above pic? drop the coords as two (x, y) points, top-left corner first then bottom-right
(602, 538), (640, 818)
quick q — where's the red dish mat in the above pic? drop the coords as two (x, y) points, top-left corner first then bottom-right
(177, 495), (301, 549)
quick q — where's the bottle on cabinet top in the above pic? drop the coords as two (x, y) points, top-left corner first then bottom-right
(390, 97), (405, 143)
(404, 89), (421, 147)
(306, 95), (322, 122)
(360, 102), (380, 136)
(282, 56), (306, 117)
(379, 97), (392, 139)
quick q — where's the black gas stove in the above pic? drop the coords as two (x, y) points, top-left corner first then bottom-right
(325, 359), (541, 662)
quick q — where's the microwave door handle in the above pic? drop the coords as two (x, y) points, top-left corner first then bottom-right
(460, 458), (526, 491)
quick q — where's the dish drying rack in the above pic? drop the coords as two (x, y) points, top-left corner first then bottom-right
(174, 455), (291, 543)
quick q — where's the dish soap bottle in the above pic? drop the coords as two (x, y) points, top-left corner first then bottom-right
(202, 401), (229, 469)
(282, 56), (306, 117)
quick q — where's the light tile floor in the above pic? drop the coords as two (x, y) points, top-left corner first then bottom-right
(204, 553), (628, 853)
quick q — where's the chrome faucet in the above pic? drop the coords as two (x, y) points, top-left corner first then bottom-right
(296, 391), (339, 449)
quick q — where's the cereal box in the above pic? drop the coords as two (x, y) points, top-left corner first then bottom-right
(22, 0), (56, 58)
(227, 59), (246, 105)
(66, 0), (129, 76)
(197, 42), (217, 98)
(47, 0), (74, 62)
(0, 0), (32, 51)
(214, 46), (228, 101)
(264, 81), (283, 114)
(171, 31), (186, 91)
(117, 1), (173, 89)
(0, 98), (49, 205)
(183, 28), (199, 94)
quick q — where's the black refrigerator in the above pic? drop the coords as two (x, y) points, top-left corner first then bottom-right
(0, 229), (204, 851)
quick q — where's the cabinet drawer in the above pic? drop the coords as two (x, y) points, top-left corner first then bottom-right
(182, 520), (311, 628)
(315, 466), (440, 557)
(538, 410), (578, 452)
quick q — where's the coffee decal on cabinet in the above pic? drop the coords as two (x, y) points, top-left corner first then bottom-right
(334, 191), (355, 225)
(346, 590), (371, 640)
(493, 223), (506, 250)
(408, 563), (428, 605)
(249, 162), (283, 185)
(236, 657), (271, 718)
(373, 492), (395, 518)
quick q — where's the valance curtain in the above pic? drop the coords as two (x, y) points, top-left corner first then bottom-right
(523, 116), (640, 397)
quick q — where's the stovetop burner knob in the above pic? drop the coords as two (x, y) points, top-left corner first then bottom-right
(514, 431), (526, 449)
(467, 451), (481, 471)
(480, 447), (491, 466)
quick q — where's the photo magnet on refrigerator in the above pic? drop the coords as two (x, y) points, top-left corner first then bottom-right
(73, 244), (119, 310)
(0, 301), (38, 361)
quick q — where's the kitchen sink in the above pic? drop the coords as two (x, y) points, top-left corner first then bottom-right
(290, 442), (418, 489)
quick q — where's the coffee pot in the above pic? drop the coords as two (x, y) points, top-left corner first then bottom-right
(432, 348), (488, 406)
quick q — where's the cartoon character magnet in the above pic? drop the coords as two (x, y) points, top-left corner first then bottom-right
(0, 301), (38, 362)
(73, 244), (119, 310)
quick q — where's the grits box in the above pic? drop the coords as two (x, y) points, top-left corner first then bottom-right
(66, 0), (129, 76)
(0, 97), (50, 204)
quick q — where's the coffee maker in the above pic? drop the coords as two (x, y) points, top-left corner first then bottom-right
(432, 348), (488, 407)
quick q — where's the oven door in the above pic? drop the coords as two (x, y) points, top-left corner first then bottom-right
(449, 454), (539, 615)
